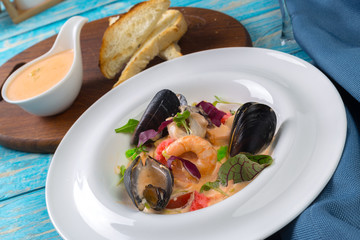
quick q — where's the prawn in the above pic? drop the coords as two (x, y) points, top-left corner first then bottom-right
(165, 135), (217, 178)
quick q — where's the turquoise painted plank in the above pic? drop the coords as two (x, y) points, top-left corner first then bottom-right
(0, 1), (133, 66)
(0, 145), (52, 201)
(0, 0), (310, 67)
(0, 0), (310, 203)
(0, 188), (61, 240)
(218, 0), (279, 20)
(0, 1), (312, 238)
(0, 0), (119, 41)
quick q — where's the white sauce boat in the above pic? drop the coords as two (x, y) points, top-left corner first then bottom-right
(1, 16), (88, 116)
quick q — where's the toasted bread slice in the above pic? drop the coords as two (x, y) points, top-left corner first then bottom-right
(108, 16), (119, 26)
(99, 0), (170, 79)
(113, 9), (187, 87)
(108, 16), (182, 61)
(159, 42), (182, 60)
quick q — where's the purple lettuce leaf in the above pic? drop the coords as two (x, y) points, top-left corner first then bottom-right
(137, 129), (159, 147)
(196, 101), (226, 127)
(137, 119), (174, 147)
(158, 119), (173, 132)
(167, 156), (201, 179)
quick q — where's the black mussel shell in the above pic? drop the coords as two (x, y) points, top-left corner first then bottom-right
(124, 156), (174, 211)
(131, 89), (180, 145)
(229, 102), (277, 156)
(176, 93), (188, 106)
(143, 184), (168, 211)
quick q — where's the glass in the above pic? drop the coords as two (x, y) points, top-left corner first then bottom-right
(253, 0), (297, 49)
(279, 0), (296, 45)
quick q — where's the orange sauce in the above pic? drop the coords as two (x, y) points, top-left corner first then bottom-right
(6, 49), (74, 101)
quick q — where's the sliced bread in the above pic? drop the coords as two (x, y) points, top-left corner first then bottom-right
(113, 9), (187, 87)
(99, 0), (170, 79)
(159, 42), (182, 60)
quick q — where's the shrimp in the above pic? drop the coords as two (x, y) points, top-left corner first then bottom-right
(165, 135), (217, 178)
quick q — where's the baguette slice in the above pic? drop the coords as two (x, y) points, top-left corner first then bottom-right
(99, 0), (170, 79)
(108, 16), (119, 26)
(107, 16), (182, 61)
(159, 42), (182, 60)
(108, 17), (183, 61)
(113, 9), (187, 87)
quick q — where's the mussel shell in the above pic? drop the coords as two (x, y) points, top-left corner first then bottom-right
(143, 184), (168, 211)
(131, 89), (180, 145)
(176, 93), (188, 106)
(229, 102), (276, 156)
(124, 156), (174, 211)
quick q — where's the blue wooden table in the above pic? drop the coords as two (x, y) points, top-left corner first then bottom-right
(0, 0), (311, 239)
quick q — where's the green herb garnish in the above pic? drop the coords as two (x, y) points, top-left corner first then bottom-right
(144, 202), (151, 209)
(115, 119), (139, 133)
(125, 145), (148, 160)
(218, 153), (273, 186)
(200, 180), (228, 196)
(173, 110), (191, 135)
(117, 165), (127, 185)
(212, 96), (242, 107)
(217, 146), (228, 162)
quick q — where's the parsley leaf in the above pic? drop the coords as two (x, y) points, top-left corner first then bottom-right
(115, 119), (139, 133)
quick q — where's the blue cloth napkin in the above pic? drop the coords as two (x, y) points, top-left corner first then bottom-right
(278, 0), (360, 239)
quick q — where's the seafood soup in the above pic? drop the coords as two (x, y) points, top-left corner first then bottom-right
(115, 89), (276, 214)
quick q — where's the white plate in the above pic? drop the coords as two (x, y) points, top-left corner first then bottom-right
(45, 47), (346, 240)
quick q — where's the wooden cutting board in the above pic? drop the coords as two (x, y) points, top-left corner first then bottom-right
(0, 7), (252, 153)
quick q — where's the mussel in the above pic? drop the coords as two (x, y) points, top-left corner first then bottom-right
(229, 102), (277, 157)
(124, 156), (174, 211)
(131, 89), (180, 145)
(167, 105), (210, 139)
(176, 93), (188, 106)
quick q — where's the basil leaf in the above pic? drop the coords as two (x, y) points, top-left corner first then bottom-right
(217, 146), (228, 162)
(218, 153), (273, 186)
(115, 119), (139, 133)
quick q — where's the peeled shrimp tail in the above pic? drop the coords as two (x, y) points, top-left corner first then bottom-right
(165, 135), (217, 176)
